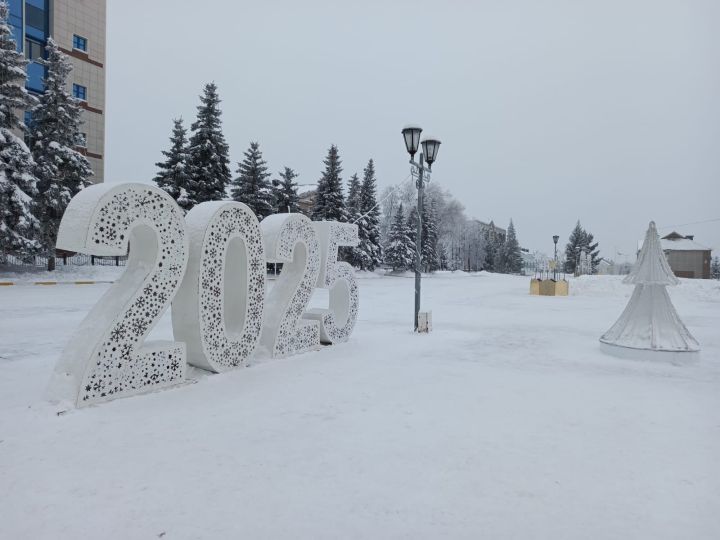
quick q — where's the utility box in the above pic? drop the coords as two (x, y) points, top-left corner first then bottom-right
(418, 311), (432, 333)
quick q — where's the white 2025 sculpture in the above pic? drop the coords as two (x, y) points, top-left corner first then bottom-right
(48, 184), (360, 407)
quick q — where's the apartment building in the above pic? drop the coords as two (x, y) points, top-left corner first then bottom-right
(8, 0), (106, 182)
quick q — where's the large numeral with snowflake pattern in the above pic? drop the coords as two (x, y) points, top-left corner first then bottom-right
(47, 184), (188, 407)
(304, 221), (359, 344)
(172, 201), (266, 372)
(260, 213), (321, 357)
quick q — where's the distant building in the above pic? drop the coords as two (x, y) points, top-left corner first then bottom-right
(475, 220), (506, 243)
(8, 0), (106, 182)
(596, 259), (611, 275)
(297, 189), (316, 216)
(520, 249), (535, 276)
(660, 232), (712, 279)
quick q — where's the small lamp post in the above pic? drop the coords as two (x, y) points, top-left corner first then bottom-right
(401, 125), (441, 331)
(553, 235), (559, 280)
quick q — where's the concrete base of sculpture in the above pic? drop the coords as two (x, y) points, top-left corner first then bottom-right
(530, 279), (568, 296)
(599, 342), (700, 363)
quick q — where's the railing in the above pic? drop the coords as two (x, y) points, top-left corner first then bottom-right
(0, 253), (127, 268)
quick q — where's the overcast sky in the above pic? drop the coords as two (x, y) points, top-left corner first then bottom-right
(105, 0), (720, 259)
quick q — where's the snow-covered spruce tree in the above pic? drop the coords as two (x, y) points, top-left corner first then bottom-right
(421, 199), (439, 272)
(498, 219), (522, 274)
(564, 221), (584, 274)
(346, 173), (361, 218)
(582, 229), (601, 274)
(231, 141), (275, 220)
(186, 83), (231, 207)
(312, 144), (347, 222)
(0, 0), (39, 257)
(712, 256), (720, 280)
(272, 166), (300, 213)
(153, 118), (191, 210)
(342, 173), (362, 267)
(30, 38), (93, 269)
(356, 159), (382, 270)
(384, 203), (415, 271)
(564, 220), (600, 274)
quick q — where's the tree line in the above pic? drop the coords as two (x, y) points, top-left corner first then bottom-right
(0, 2), (92, 270)
(379, 181), (523, 274)
(154, 83), (527, 275)
(153, 84), (384, 270)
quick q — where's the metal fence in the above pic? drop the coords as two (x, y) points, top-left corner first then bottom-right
(0, 253), (127, 268)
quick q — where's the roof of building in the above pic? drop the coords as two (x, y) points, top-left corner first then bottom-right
(661, 238), (711, 252)
(660, 231), (710, 252)
(474, 220), (507, 236)
(636, 231), (711, 252)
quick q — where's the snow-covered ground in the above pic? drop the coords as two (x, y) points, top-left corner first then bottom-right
(0, 263), (124, 283)
(1, 272), (719, 539)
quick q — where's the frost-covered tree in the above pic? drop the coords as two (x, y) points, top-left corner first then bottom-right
(312, 144), (347, 222)
(498, 219), (522, 274)
(272, 166), (300, 213)
(384, 203), (415, 271)
(438, 243), (449, 270)
(0, 0), (39, 256)
(460, 221), (487, 272)
(483, 221), (502, 272)
(711, 256), (720, 280)
(231, 141), (274, 220)
(186, 83), (231, 207)
(30, 38), (92, 269)
(565, 220), (600, 274)
(154, 118), (191, 210)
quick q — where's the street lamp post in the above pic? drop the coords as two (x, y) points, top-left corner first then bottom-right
(553, 235), (559, 280)
(401, 125), (441, 331)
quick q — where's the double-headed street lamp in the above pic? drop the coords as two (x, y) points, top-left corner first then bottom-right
(401, 125), (441, 332)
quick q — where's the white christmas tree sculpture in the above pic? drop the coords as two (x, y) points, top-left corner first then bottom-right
(600, 221), (700, 359)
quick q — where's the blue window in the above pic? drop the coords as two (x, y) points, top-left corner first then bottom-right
(24, 111), (33, 130)
(24, 0), (49, 42)
(73, 34), (87, 51)
(8, 0), (24, 51)
(73, 84), (87, 101)
(25, 39), (44, 60)
(27, 62), (45, 93)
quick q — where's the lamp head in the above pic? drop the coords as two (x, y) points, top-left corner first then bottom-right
(421, 137), (441, 169)
(401, 124), (422, 159)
